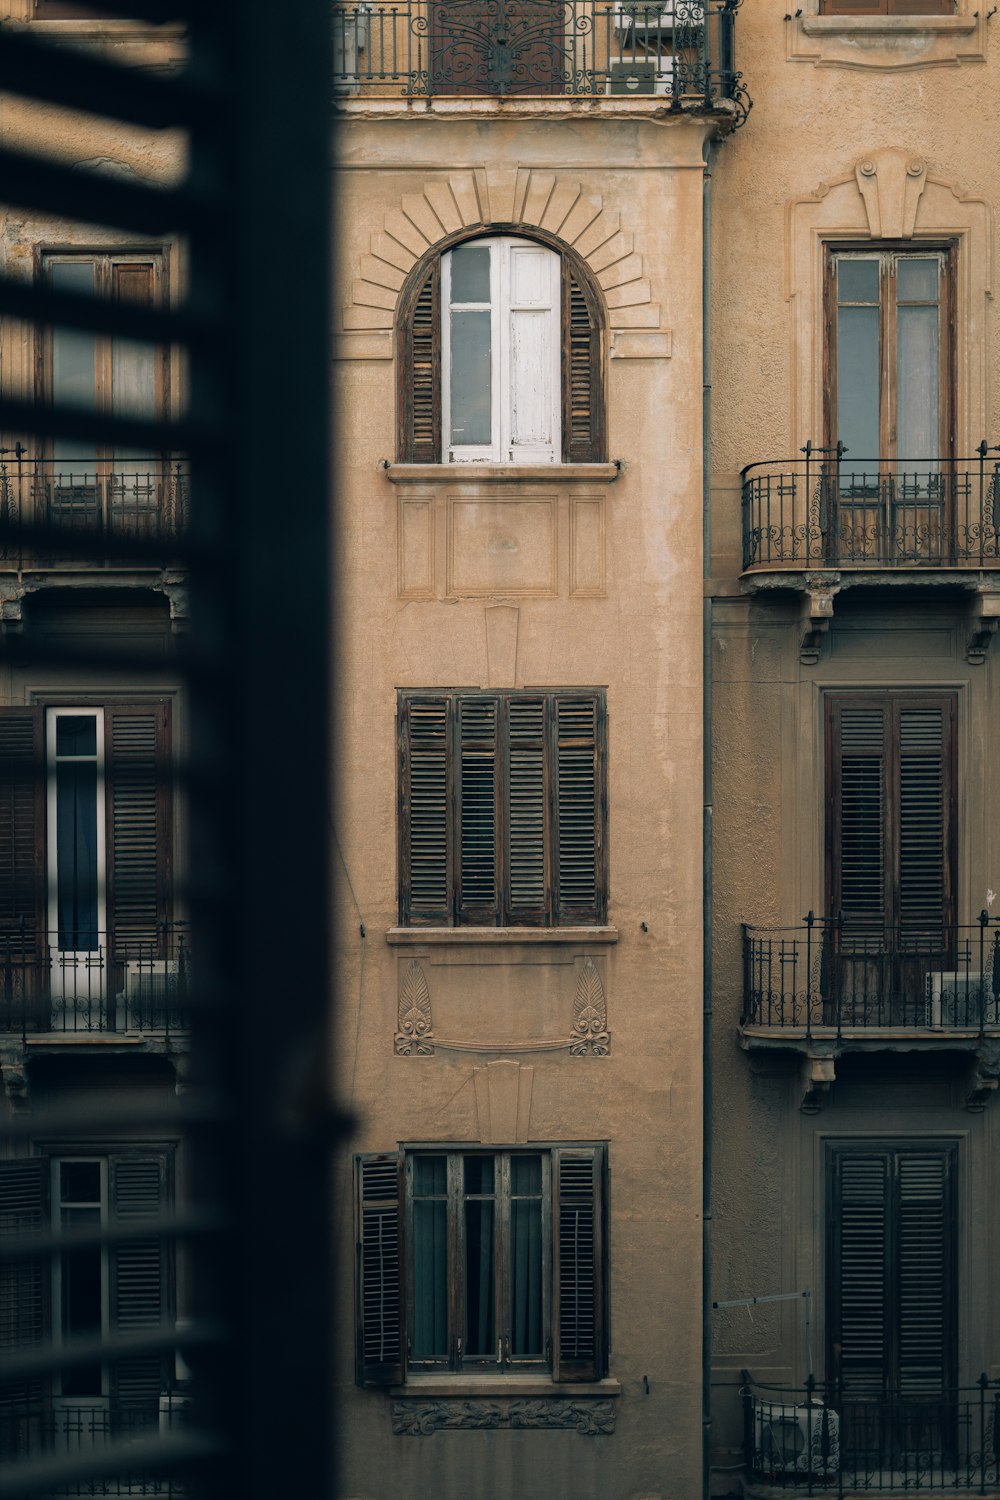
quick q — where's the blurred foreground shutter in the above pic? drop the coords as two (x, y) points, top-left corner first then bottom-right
(399, 695), (452, 925)
(110, 1152), (170, 1413)
(398, 259), (441, 463)
(552, 1145), (605, 1382)
(355, 1153), (404, 1387)
(0, 1158), (49, 1441)
(562, 264), (604, 463)
(106, 703), (171, 956)
(553, 694), (605, 924)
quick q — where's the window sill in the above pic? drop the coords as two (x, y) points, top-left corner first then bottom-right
(391, 1376), (621, 1398)
(387, 925), (619, 945)
(791, 12), (983, 66)
(384, 463), (621, 485)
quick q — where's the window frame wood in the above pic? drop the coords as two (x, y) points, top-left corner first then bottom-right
(819, 1), (955, 14)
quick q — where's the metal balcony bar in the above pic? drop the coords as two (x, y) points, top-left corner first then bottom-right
(0, 1401), (191, 1498)
(0, 456), (188, 563)
(331, 0), (750, 122)
(742, 453), (1000, 571)
(741, 915), (1000, 1038)
(742, 1373), (1000, 1495)
(0, 923), (191, 1041)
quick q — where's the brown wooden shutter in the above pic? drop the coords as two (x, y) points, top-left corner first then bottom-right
(897, 1151), (954, 1395)
(398, 259), (441, 464)
(553, 694), (605, 924)
(552, 1146), (605, 1382)
(506, 696), (549, 926)
(457, 696), (500, 925)
(112, 263), (155, 307)
(110, 1152), (170, 1411)
(106, 703), (172, 956)
(898, 703), (952, 944)
(399, 695), (452, 926)
(355, 1153), (404, 1387)
(830, 1150), (889, 1395)
(562, 263), (605, 463)
(0, 1157), (48, 1428)
(0, 708), (44, 953)
(829, 701), (887, 940)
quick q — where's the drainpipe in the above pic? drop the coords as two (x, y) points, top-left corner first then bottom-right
(702, 131), (718, 1500)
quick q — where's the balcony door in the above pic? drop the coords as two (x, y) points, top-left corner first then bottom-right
(824, 246), (954, 562)
(428, 1), (562, 95)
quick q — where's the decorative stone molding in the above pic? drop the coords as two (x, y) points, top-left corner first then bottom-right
(855, 151), (926, 240)
(799, 576), (840, 666)
(394, 959), (434, 1055)
(787, 10), (985, 71)
(966, 589), (1000, 666)
(473, 1059), (534, 1143)
(391, 1398), (616, 1435)
(344, 168), (659, 336)
(569, 958), (610, 1056)
(800, 1053), (836, 1114)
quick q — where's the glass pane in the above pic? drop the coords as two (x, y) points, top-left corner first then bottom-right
(51, 264), (98, 468)
(56, 715), (97, 758)
(464, 1200), (495, 1356)
(511, 1199), (543, 1357)
(112, 336), (157, 465)
(511, 1155), (542, 1195)
(837, 306), (881, 464)
(897, 258), (938, 303)
(450, 246), (491, 304)
(412, 1200), (448, 1358)
(61, 1203), (102, 1395)
(897, 305), (940, 465)
(450, 310), (491, 447)
(413, 1155), (446, 1195)
(60, 1161), (100, 1203)
(56, 761), (99, 951)
(838, 258), (879, 303)
(464, 1156), (494, 1194)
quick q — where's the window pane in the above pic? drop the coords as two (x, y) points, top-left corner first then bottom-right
(897, 305), (940, 464)
(112, 337), (157, 464)
(450, 246), (490, 304)
(450, 310), (491, 446)
(56, 761), (99, 951)
(60, 1160), (100, 1202)
(60, 1205), (102, 1396)
(511, 1199), (543, 1357)
(464, 1200), (495, 1356)
(897, 258), (938, 303)
(837, 306), (881, 462)
(412, 1200), (448, 1358)
(838, 258), (879, 303)
(56, 715), (97, 758)
(50, 263), (98, 468)
(464, 1156), (494, 1194)
(413, 1155), (446, 1195)
(511, 1155), (542, 1195)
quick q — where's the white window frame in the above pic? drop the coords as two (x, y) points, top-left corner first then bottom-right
(442, 236), (561, 465)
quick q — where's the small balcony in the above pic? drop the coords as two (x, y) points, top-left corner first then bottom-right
(742, 1374), (1000, 1497)
(331, 0), (750, 123)
(0, 924), (191, 1044)
(0, 1400), (190, 1496)
(0, 456), (188, 569)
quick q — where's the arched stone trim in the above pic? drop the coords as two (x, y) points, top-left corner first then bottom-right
(342, 167), (658, 334)
(785, 149), (992, 453)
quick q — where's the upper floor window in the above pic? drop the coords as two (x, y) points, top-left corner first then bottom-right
(397, 689), (607, 928)
(397, 236), (605, 465)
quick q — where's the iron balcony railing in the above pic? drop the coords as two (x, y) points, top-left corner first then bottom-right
(0, 923), (191, 1042)
(742, 914), (1000, 1038)
(742, 447), (1000, 572)
(0, 455), (188, 563)
(0, 1400), (190, 1497)
(743, 1373), (1000, 1495)
(331, 0), (750, 122)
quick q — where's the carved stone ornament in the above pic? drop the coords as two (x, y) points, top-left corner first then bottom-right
(391, 1398), (616, 1436)
(569, 958), (610, 1056)
(394, 959), (435, 1055)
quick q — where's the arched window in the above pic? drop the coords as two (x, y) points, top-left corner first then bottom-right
(397, 234), (606, 465)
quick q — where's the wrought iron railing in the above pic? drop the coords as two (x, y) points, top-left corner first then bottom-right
(742, 914), (1000, 1037)
(0, 923), (191, 1041)
(331, 0), (750, 121)
(0, 1400), (190, 1496)
(743, 1373), (1000, 1495)
(742, 448), (1000, 571)
(0, 455), (188, 563)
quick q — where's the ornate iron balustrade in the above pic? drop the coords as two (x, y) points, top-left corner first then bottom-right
(742, 450), (1000, 571)
(0, 456), (188, 563)
(0, 923), (191, 1041)
(742, 1373), (1000, 1494)
(0, 1401), (189, 1496)
(742, 915), (1000, 1038)
(332, 0), (750, 122)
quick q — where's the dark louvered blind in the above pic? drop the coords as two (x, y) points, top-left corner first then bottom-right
(897, 1153), (951, 1395)
(0, 1158), (47, 1424)
(110, 1153), (169, 1410)
(398, 690), (607, 927)
(0, 709), (43, 958)
(834, 1152), (888, 1395)
(553, 1146), (604, 1382)
(108, 704), (172, 953)
(898, 707), (946, 941)
(562, 265), (605, 462)
(837, 706), (885, 938)
(398, 260), (441, 463)
(354, 1154), (403, 1387)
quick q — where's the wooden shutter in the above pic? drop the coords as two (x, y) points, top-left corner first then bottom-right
(399, 695), (452, 925)
(457, 697), (500, 924)
(398, 259), (441, 464)
(355, 1153), (404, 1387)
(0, 1158), (48, 1425)
(553, 694), (605, 925)
(897, 703), (952, 943)
(506, 697), (549, 925)
(552, 1146), (605, 1382)
(0, 708), (44, 959)
(562, 263), (605, 463)
(897, 1151), (954, 1395)
(110, 1152), (170, 1411)
(829, 701), (887, 941)
(830, 1150), (889, 1395)
(106, 703), (172, 955)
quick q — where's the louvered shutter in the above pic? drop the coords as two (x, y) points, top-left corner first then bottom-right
(110, 1152), (170, 1411)
(561, 263), (605, 463)
(553, 694), (605, 924)
(398, 259), (441, 464)
(106, 704), (171, 956)
(897, 703), (952, 945)
(0, 1158), (48, 1428)
(399, 695), (452, 925)
(355, 1153), (404, 1387)
(457, 697), (500, 924)
(506, 697), (549, 925)
(897, 1152), (954, 1394)
(552, 1146), (605, 1382)
(831, 1151), (889, 1396)
(0, 708), (44, 960)
(830, 702), (887, 942)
